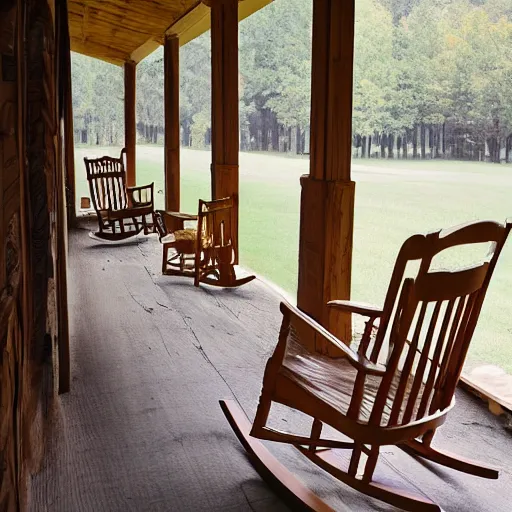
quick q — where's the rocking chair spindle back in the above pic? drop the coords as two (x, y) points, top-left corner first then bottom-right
(85, 150), (128, 213)
(222, 218), (511, 512)
(84, 148), (154, 241)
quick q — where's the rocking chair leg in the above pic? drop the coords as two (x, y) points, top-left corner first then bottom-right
(250, 390), (273, 438)
(400, 439), (499, 479)
(348, 444), (363, 477)
(162, 247), (168, 274)
(309, 419), (323, 452)
(362, 446), (379, 483)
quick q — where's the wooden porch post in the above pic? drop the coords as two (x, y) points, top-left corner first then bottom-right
(124, 60), (136, 187)
(210, 0), (239, 261)
(164, 35), (180, 211)
(63, 40), (76, 226)
(297, 0), (356, 353)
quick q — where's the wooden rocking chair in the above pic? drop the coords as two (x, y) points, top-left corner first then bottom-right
(221, 219), (511, 511)
(154, 197), (255, 288)
(84, 149), (154, 241)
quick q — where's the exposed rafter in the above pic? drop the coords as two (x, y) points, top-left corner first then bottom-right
(69, 0), (274, 66)
(70, 37), (129, 66)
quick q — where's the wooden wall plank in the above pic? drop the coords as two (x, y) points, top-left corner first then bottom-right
(164, 35), (180, 212)
(124, 61), (136, 187)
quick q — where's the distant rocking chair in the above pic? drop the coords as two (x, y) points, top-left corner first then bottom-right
(154, 197), (255, 288)
(221, 219), (511, 512)
(84, 149), (154, 241)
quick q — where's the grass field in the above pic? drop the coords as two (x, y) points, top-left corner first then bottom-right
(74, 146), (512, 372)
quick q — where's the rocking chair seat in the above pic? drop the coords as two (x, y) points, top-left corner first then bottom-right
(280, 336), (425, 426)
(100, 204), (153, 221)
(161, 228), (197, 244)
(161, 228), (212, 248)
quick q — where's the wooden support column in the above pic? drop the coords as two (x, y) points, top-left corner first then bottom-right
(297, 0), (356, 353)
(57, 0), (72, 393)
(164, 35), (180, 211)
(124, 60), (136, 187)
(210, 0), (239, 261)
(63, 31), (76, 227)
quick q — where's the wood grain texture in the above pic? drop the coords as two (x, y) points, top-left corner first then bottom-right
(68, 0), (198, 65)
(124, 61), (136, 187)
(68, 1), (274, 66)
(29, 222), (512, 512)
(210, 0), (239, 262)
(56, 0), (71, 394)
(63, 36), (76, 227)
(164, 36), (180, 212)
(297, 177), (355, 353)
(325, 0), (354, 182)
(298, 0), (356, 346)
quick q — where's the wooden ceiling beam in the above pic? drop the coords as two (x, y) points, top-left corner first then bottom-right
(69, 13), (156, 39)
(164, 0), (273, 48)
(165, 2), (210, 46)
(130, 39), (162, 64)
(69, 0), (274, 65)
(73, 1), (184, 23)
(70, 37), (129, 66)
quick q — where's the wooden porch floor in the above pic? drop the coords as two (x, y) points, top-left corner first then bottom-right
(32, 221), (512, 511)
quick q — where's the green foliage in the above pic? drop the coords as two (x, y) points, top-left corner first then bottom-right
(71, 0), (512, 159)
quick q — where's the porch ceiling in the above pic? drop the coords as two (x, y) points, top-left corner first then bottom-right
(68, 0), (273, 66)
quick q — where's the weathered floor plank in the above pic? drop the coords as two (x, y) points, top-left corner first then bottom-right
(31, 224), (512, 511)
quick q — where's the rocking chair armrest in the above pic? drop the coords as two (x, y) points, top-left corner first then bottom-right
(282, 302), (386, 376)
(154, 210), (197, 237)
(327, 300), (383, 319)
(127, 183), (154, 206)
(165, 211), (198, 222)
(127, 183), (153, 193)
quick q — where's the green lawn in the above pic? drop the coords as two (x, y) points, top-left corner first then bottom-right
(75, 146), (512, 372)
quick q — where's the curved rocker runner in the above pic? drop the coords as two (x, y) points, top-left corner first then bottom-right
(221, 219), (510, 511)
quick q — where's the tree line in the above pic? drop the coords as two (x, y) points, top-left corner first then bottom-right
(71, 0), (512, 163)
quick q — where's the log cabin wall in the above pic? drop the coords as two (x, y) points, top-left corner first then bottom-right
(1, 2), (22, 509)
(1, 0), (68, 509)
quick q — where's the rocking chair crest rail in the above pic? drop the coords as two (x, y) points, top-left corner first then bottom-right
(223, 218), (511, 512)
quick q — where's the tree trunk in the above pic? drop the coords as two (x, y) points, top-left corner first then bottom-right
(403, 132), (408, 159)
(380, 133), (386, 158)
(442, 123), (446, 156)
(361, 136), (367, 159)
(429, 125), (434, 158)
(412, 124), (418, 159)
(420, 123), (426, 159)
(368, 134), (372, 158)
(396, 136), (401, 159)
(183, 122), (191, 146)
(262, 111), (269, 151)
(388, 133), (394, 159)
(271, 115), (279, 151)
(435, 125), (441, 158)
